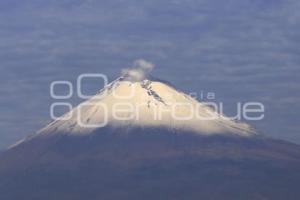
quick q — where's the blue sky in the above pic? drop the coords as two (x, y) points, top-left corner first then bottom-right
(0, 0), (299, 149)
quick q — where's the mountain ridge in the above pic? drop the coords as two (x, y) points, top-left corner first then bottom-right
(1, 127), (300, 200)
(1, 67), (299, 200)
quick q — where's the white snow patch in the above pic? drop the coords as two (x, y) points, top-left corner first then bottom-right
(38, 79), (255, 137)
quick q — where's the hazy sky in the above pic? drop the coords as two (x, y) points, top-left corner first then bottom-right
(0, 0), (299, 149)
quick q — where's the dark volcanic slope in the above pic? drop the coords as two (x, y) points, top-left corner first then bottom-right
(0, 127), (300, 200)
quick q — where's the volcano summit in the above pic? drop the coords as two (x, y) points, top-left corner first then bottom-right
(0, 62), (300, 200)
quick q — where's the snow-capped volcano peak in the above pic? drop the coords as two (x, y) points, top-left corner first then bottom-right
(38, 64), (255, 137)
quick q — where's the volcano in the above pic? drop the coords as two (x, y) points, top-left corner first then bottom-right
(0, 65), (300, 200)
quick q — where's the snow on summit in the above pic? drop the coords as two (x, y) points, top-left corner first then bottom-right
(37, 60), (255, 137)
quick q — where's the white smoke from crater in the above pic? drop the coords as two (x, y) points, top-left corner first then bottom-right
(122, 59), (155, 81)
(133, 59), (155, 72)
